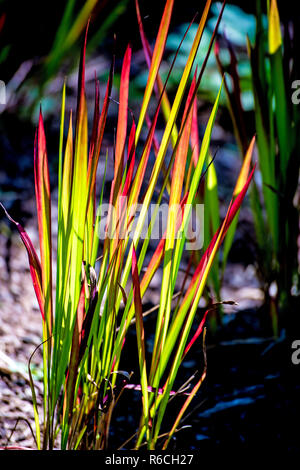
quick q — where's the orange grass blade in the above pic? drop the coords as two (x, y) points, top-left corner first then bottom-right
(135, 0), (178, 147)
(122, 119), (136, 197)
(34, 111), (53, 333)
(135, 0), (174, 143)
(233, 136), (256, 196)
(113, 44), (131, 201)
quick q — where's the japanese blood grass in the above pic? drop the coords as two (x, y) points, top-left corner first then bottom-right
(215, 0), (300, 334)
(1, 0), (255, 450)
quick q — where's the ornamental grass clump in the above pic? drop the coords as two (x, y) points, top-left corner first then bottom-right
(1, 0), (255, 449)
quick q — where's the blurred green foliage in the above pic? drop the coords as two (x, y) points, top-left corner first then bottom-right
(0, 0), (129, 120)
(216, 0), (300, 334)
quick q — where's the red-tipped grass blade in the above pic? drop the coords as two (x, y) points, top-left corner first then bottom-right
(113, 44), (132, 204)
(0, 203), (44, 320)
(122, 119), (136, 198)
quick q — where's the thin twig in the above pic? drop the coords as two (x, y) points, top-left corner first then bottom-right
(4, 417), (38, 449)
